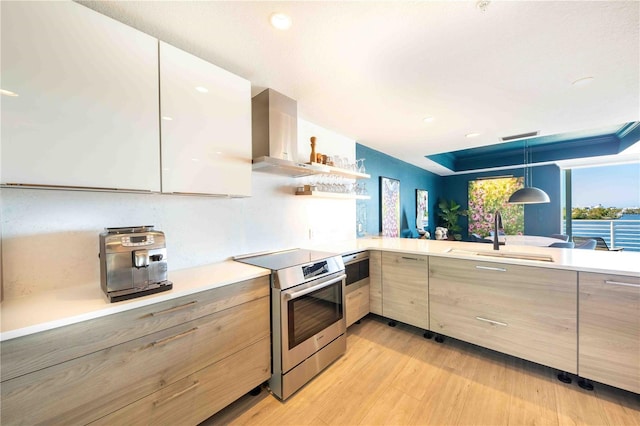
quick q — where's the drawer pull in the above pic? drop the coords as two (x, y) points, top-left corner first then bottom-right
(475, 316), (508, 327)
(604, 280), (640, 288)
(150, 301), (197, 316)
(401, 256), (420, 261)
(153, 380), (200, 407)
(475, 265), (507, 272)
(151, 327), (198, 347)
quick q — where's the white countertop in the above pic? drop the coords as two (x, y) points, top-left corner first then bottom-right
(2, 237), (638, 342)
(309, 237), (640, 276)
(0, 260), (269, 341)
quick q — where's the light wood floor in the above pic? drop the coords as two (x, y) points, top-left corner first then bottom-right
(202, 315), (640, 426)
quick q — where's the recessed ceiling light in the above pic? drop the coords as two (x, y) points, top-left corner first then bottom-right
(162, 116), (173, 121)
(423, 117), (434, 123)
(466, 132), (481, 138)
(476, 1), (490, 12)
(270, 13), (292, 30)
(571, 76), (594, 87)
(1, 89), (19, 97)
(195, 86), (208, 93)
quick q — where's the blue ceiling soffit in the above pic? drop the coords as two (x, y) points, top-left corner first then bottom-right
(426, 122), (640, 172)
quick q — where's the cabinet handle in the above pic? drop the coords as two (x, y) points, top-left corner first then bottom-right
(1, 182), (153, 193)
(604, 280), (640, 288)
(475, 316), (508, 327)
(153, 380), (200, 407)
(401, 256), (420, 261)
(149, 301), (197, 316)
(151, 327), (198, 347)
(475, 265), (507, 272)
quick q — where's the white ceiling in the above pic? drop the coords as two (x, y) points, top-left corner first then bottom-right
(79, 0), (640, 174)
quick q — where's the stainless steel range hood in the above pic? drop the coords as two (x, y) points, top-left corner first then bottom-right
(251, 89), (328, 177)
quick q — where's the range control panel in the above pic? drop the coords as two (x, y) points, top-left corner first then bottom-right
(302, 261), (329, 280)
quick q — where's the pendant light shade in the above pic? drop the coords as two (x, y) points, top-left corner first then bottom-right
(508, 186), (550, 204)
(508, 140), (550, 204)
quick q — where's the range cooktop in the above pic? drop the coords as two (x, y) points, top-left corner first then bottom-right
(234, 248), (339, 271)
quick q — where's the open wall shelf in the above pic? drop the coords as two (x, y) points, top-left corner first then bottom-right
(295, 190), (370, 200)
(307, 162), (370, 179)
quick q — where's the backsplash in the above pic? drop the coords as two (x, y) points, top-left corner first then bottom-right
(0, 173), (355, 299)
(1, 119), (358, 300)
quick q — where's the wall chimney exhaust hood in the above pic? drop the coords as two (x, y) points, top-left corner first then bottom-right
(251, 89), (328, 177)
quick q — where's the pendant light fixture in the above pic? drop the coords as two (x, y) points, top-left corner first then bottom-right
(508, 140), (550, 204)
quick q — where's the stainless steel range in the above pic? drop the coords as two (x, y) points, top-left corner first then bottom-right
(234, 249), (346, 400)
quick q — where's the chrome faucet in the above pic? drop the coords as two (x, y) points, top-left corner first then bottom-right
(493, 210), (503, 251)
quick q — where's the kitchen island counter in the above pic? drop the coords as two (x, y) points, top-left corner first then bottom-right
(310, 237), (639, 276)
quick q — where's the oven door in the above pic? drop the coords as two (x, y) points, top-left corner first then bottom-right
(280, 271), (346, 373)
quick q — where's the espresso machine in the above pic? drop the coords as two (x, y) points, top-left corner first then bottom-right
(99, 226), (172, 302)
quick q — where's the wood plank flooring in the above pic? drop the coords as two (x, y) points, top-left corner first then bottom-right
(202, 315), (640, 426)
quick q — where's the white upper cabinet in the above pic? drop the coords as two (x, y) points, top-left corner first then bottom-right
(1, 2), (160, 191)
(159, 42), (252, 196)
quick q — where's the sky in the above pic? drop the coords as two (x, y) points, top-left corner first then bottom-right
(572, 162), (640, 208)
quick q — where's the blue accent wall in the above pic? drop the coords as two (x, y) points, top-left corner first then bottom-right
(356, 144), (443, 238)
(442, 164), (562, 239)
(358, 143), (562, 239)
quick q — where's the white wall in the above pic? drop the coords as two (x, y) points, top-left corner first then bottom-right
(0, 122), (357, 300)
(297, 118), (356, 165)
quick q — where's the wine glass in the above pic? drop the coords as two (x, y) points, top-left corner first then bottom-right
(357, 159), (366, 174)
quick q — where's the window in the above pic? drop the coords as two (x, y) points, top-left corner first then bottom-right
(565, 163), (640, 251)
(468, 177), (524, 237)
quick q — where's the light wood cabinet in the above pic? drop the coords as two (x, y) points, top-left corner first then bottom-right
(91, 337), (270, 426)
(1, 276), (268, 382)
(1, 1), (160, 191)
(381, 252), (429, 329)
(346, 281), (370, 327)
(0, 277), (270, 425)
(429, 257), (577, 373)
(369, 251), (383, 315)
(160, 42), (252, 196)
(579, 272), (640, 393)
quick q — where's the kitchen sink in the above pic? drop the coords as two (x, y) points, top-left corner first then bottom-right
(443, 248), (554, 262)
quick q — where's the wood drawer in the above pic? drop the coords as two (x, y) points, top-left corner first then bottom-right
(1, 276), (269, 382)
(429, 257), (577, 373)
(90, 337), (270, 426)
(346, 282), (370, 327)
(382, 252), (429, 329)
(0, 296), (269, 425)
(579, 272), (639, 393)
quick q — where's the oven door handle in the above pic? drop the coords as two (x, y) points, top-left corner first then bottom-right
(284, 274), (346, 300)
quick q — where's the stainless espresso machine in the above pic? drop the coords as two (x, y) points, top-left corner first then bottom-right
(99, 226), (172, 302)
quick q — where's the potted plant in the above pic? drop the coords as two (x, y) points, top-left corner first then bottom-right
(437, 199), (468, 240)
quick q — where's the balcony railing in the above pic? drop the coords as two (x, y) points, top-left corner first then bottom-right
(563, 219), (640, 252)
